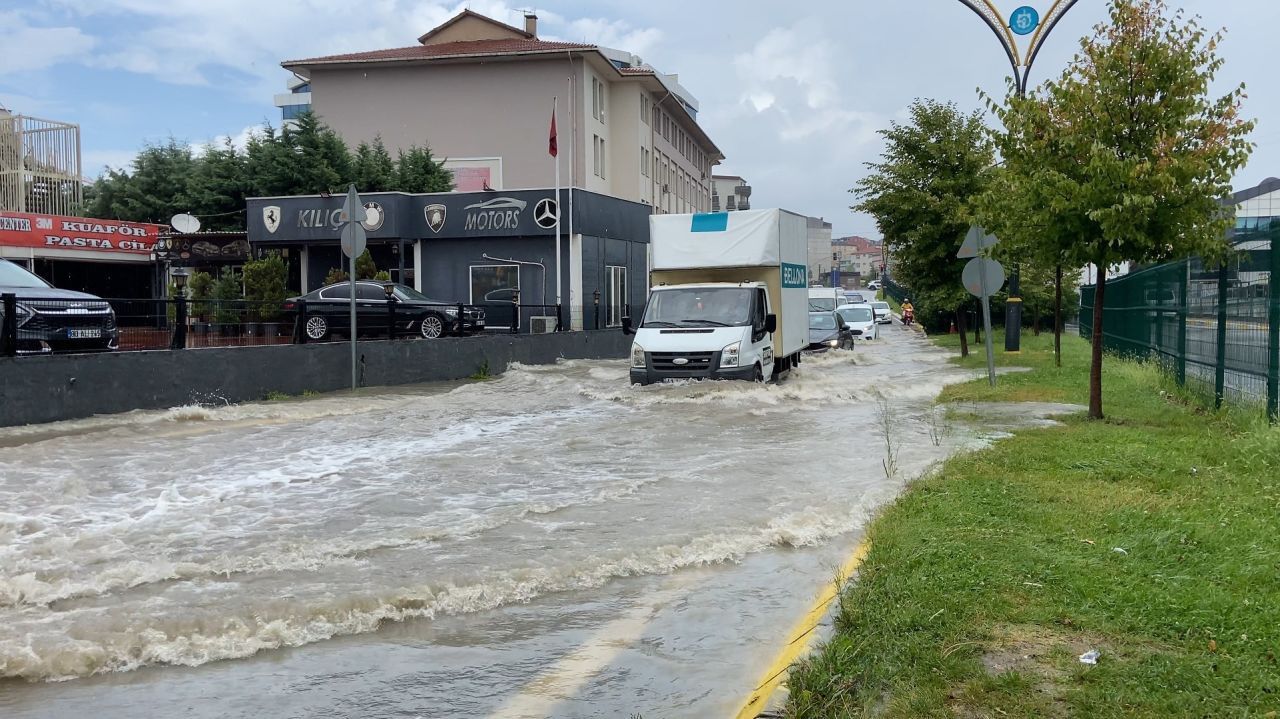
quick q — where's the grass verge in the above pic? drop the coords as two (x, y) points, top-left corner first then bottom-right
(785, 330), (1280, 717)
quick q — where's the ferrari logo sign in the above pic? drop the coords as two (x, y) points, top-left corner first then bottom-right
(262, 206), (281, 234)
(424, 204), (446, 233)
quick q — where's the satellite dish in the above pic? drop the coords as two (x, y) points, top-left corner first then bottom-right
(170, 213), (201, 234)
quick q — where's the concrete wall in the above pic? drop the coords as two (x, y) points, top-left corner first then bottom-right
(0, 330), (630, 428)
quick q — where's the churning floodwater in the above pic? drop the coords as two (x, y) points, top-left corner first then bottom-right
(0, 326), (1048, 718)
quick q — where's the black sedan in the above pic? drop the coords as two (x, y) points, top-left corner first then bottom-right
(0, 259), (118, 353)
(807, 311), (854, 352)
(284, 281), (485, 341)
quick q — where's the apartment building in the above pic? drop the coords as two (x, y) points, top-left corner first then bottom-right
(833, 235), (882, 279)
(278, 10), (723, 211)
(806, 216), (833, 278)
(711, 174), (751, 212)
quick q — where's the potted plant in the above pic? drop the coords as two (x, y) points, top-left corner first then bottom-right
(242, 251), (289, 339)
(211, 267), (241, 337)
(188, 270), (214, 336)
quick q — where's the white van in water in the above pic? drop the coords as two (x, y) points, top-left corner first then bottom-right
(807, 287), (844, 313)
(625, 209), (809, 384)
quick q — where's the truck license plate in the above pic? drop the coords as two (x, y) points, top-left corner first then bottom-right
(68, 328), (102, 339)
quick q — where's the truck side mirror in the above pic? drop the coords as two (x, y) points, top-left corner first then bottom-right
(765, 314), (777, 333)
(621, 316), (634, 335)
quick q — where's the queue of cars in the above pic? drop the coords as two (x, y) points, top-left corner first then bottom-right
(805, 287), (897, 353)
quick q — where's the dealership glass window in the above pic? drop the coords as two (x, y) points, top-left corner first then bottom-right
(606, 265), (626, 327)
(470, 264), (520, 304)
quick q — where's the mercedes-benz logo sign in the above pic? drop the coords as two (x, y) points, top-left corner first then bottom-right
(534, 198), (559, 229)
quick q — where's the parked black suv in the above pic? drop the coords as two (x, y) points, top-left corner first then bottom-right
(0, 259), (118, 353)
(284, 281), (485, 340)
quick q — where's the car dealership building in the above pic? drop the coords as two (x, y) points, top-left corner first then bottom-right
(246, 187), (650, 331)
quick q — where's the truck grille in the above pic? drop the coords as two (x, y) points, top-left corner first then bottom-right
(649, 351), (714, 372)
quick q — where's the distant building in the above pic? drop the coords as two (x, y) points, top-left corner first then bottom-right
(833, 235), (881, 281)
(273, 76), (312, 127)
(806, 216), (833, 280)
(276, 9), (722, 211)
(711, 174), (751, 212)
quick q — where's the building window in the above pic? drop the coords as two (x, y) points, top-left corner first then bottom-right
(593, 134), (601, 177)
(606, 265), (626, 327)
(599, 137), (606, 179)
(470, 264), (520, 328)
(282, 103), (310, 120)
(641, 96), (649, 124)
(592, 78), (599, 121)
(641, 147), (649, 176)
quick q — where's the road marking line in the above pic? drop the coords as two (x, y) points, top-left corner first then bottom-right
(490, 582), (686, 719)
(733, 537), (871, 719)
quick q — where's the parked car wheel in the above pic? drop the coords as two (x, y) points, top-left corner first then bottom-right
(304, 315), (329, 340)
(420, 314), (445, 339)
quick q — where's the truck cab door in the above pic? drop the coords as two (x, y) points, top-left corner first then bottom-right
(752, 288), (774, 367)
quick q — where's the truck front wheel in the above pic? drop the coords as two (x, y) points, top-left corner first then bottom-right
(753, 364), (764, 383)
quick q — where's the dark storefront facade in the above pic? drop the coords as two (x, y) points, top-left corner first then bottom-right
(247, 188), (650, 330)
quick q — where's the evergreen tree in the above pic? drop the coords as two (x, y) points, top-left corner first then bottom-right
(278, 110), (351, 195)
(355, 249), (378, 280)
(190, 138), (248, 231)
(352, 137), (396, 192)
(395, 145), (453, 193)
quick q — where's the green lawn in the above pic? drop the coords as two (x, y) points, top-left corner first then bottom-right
(785, 331), (1280, 717)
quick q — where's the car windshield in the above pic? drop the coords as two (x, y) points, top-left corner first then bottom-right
(808, 297), (836, 312)
(809, 314), (837, 330)
(642, 287), (752, 327)
(839, 307), (874, 323)
(0, 260), (51, 288)
(872, 302), (889, 310)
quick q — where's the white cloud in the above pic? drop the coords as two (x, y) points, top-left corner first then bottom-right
(191, 123), (266, 155)
(82, 148), (138, 175)
(0, 11), (96, 76)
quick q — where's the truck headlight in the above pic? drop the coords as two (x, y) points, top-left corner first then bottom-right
(720, 341), (740, 367)
(631, 343), (646, 368)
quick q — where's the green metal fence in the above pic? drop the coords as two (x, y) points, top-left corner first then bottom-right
(1079, 237), (1278, 421)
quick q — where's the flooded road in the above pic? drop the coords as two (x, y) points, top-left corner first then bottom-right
(2, 325), (1005, 718)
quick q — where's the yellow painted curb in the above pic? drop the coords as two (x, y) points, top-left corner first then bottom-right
(733, 538), (872, 719)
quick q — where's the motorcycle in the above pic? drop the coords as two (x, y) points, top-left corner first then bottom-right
(901, 307), (915, 325)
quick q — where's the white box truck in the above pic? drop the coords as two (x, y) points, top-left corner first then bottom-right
(623, 209), (809, 384)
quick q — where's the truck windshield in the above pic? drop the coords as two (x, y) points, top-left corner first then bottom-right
(808, 297), (836, 312)
(642, 288), (753, 328)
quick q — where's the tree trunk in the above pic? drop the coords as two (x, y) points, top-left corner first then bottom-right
(1089, 266), (1107, 419)
(1054, 264), (1063, 368)
(957, 308), (969, 357)
(1033, 310), (1041, 336)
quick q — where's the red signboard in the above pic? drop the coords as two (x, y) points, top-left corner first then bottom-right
(0, 212), (162, 256)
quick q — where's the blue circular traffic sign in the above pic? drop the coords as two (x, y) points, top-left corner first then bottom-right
(1010, 5), (1040, 35)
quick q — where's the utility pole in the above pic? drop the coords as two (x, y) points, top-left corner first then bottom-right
(952, 1), (1081, 352)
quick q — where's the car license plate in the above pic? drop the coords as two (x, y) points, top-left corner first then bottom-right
(475, 321), (485, 327)
(67, 328), (102, 339)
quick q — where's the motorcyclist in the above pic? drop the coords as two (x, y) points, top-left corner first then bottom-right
(901, 299), (915, 325)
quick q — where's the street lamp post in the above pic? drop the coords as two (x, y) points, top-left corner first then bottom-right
(170, 267), (190, 350)
(953, 0), (1080, 352)
(593, 289), (601, 330)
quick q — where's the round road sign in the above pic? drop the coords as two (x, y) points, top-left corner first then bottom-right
(962, 257), (1006, 298)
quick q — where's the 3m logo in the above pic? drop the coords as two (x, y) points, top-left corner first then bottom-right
(782, 263), (807, 288)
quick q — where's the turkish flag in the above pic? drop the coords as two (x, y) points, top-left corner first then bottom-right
(549, 108), (558, 158)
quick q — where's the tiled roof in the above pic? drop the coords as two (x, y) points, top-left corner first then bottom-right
(833, 235), (881, 253)
(285, 38), (596, 67)
(619, 66), (654, 75)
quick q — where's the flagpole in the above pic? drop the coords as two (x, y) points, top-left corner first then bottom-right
(566, 76), (574, 326)
(553, 95), (562, 329)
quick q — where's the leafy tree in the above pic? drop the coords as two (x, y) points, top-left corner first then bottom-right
(985, 0), (1253, 419)
(86, 140), (196, 223)
(395, 145), (453, 193)
(352, 137), (396, 192)
(241, 251), (289, 321)
(211, 267), (242, 325)
(853, 99), (993, 356)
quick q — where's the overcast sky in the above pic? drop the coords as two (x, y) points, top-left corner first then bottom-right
(3, 1), (1278, 239)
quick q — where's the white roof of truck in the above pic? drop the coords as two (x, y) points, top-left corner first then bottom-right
(650, 208), (804, 270)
